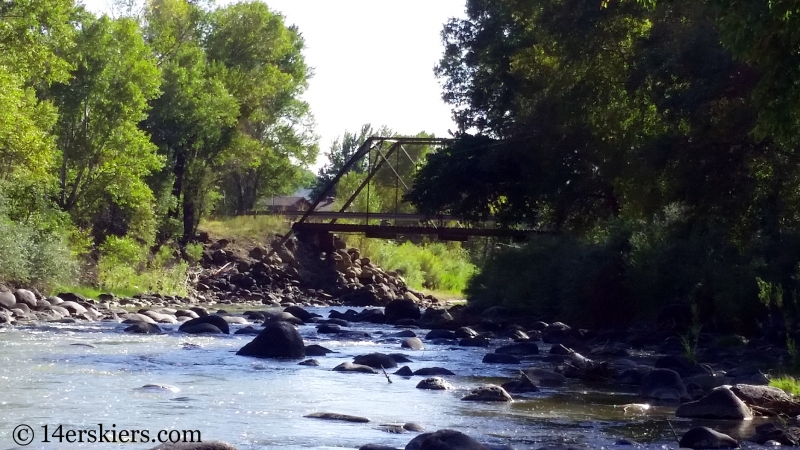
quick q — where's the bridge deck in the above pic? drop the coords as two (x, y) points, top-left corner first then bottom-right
(292, 222), (537, 240)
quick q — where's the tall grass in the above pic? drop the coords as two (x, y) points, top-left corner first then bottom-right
(97, 236), (190, 297)
(770, 376), (800, 396)
(353, 237), (476, 294)
(199, 214), (292, 244)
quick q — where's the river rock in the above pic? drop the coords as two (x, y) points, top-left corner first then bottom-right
(402, 337), (424, 350)
(639, 368), (689, 401)
(501, 376), (539, 393)
(676, 386), (753, 420)
(179, 315), (230, 334)
(426, 329), (457, 340)
(317, 324), (342, 334)
(354, 308), (385, 323)
(333, 362), (378, 374)
(462, 384), (513, 402)
(151, 442), (238, 450)
(483, 353), (521, 364)
(455, 327), (479, 338)
(222, 316), (248, 325)
(234, 326), (261, 335)
(655, 354), (707, 377)
(730, 384), (800, 414)
(263, 311), (304, 325)
(405, 429), (490, 450)
(284, 305), (314, 322)
(416, 377), (454, 390)
(459, 337), (490, 347)
(60, 301), (87, 315)
(0, 291), (16, 310)
(305, 344), (334, 356)
(751, 422), (800, 445)
(353, 353), (398, 369)
(414, 367), (455, 376)
(390, 330), (418, 338)
(523, 368), (566, 386)
(679, 426), (738, 449)
(360, 445), (399, 450)
(124, 322), (162, 334)
(299, 359), (320, 366)
(304, 412), (370, 423)
(388, 353), (414, 363)
(236, 321), (305, 359)
(13, 289), (37, 308)
(394, 366), (414, 376)
(176, 309), (200, 319)
(384, 299), (421, 324)
(181, 323), (225, 334)
(495, 343), (539, 356)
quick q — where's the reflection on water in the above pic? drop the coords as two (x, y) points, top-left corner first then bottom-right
(0, 309), (766, 449)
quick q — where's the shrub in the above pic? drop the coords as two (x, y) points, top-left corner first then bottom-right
(353, 237), (476, 295)
(0, 189), (78, 291)
(97, 237), (189, 296)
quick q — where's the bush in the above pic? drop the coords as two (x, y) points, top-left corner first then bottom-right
(465, 212), (773, 332)
(97, 236), (190, 296)
(466, 233), (632, 327)
(353, 238), (476, 295)
(0, 190), (78, 291)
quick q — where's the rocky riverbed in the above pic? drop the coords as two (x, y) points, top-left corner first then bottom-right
(1, 236), (799, 449)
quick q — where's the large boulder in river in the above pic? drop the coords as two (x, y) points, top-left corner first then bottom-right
(179, 315), (230, 334)
(679, 427), (738, 449)
(639, 368), (689, 402)
(384, 299), (420, 324)
(236, 321), (305, 359)
(353, 352), (397, 369)
(405, 429), (489, 450)
(675, 386), (753, 420)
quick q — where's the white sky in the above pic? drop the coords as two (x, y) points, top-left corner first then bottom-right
(81, 0), (466, 170)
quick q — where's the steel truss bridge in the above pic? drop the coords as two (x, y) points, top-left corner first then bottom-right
(279, 136), (541, 246)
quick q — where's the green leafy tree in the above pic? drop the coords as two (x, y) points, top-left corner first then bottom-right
(206, 1), (317, 215)
(144, 0), (238, 241)
(49, 11), (163, 242)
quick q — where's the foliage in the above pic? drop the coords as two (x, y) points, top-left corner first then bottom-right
(97, 236), (189, 296)
(353, 237), (476, 294)
(208, 1), (317, 216)
(409, 0), (800, 330)
(770, 376), (800, 396)
(0, 187), (78, 291)
(49, 12), (162, 243)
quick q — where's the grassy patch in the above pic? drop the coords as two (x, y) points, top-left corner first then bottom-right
(769, 375), (800, 396)
(198, 214), (291, 245)
(96, 237), (191, 297)
(351, 237), (476, 295)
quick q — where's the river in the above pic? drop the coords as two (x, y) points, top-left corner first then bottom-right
(0, 307), (768, 449)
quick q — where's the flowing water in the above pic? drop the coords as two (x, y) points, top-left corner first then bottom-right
(0, 308), (772, 449)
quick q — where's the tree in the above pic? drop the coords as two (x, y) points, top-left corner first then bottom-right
(144, 0), (238, 241)
(312, 124), (390, 199)
(49, 11), (162, 242)
(206, 1), (317, 215)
